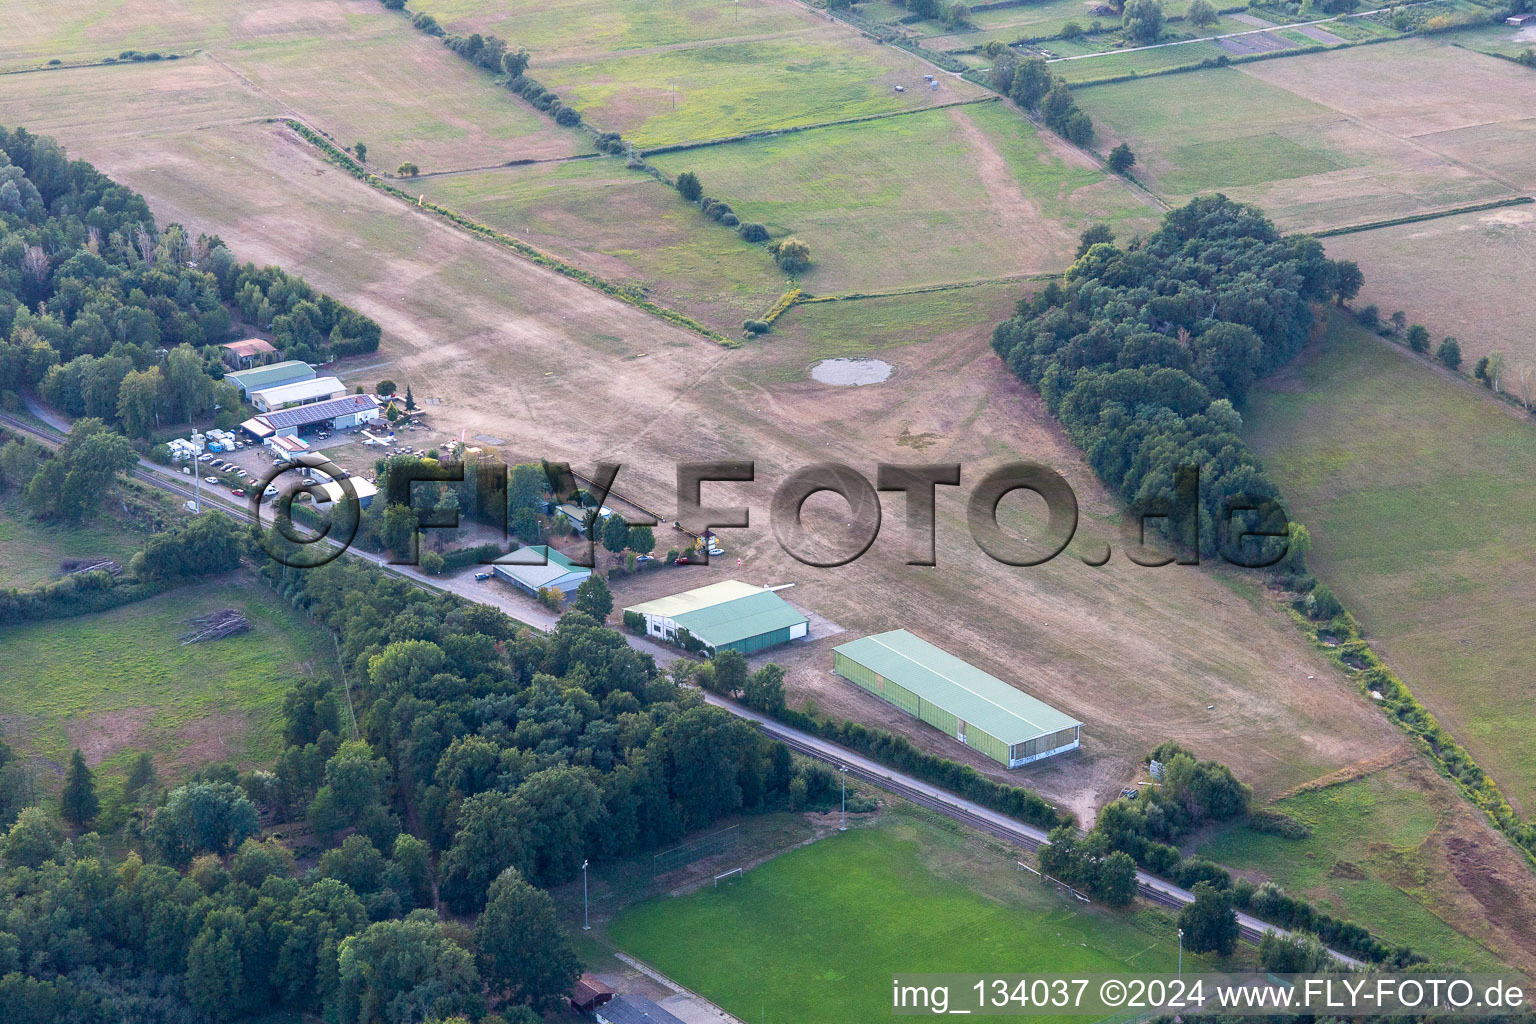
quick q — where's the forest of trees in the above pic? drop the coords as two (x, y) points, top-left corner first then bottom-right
(0, 512), (824, 1023)
(991, 197), (1361, 561)
(0, 128), (380, 440)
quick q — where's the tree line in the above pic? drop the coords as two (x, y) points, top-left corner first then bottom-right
(986, 50), (1094, 146)
(0, 128), (380, 440)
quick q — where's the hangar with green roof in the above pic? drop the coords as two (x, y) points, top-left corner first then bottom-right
(833, 630), (1082, 768)
(624, 581), (808, 656)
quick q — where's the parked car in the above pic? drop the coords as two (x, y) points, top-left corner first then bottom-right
(263, 485), (279, 498)
(230, 488), (247, 497)
(674, 556), (691, 565)
(474, 572), (493, 581)
(204, 476), (219, 484)
(635, 554), (654, 564)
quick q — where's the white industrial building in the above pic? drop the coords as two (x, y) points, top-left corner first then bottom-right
(249, 376), (347, 413)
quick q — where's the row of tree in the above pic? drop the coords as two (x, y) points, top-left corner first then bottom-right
(987, 52), (1094, 146)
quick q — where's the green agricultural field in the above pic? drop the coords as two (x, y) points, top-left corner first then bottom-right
(535, 34), (988, 148)
(1050, 40), (1233, 83)
(0, 502), (146, 590)
(1072, 63), (1512, 232)
(919, 0), (1203, 49)
(1244, 315), (1536, 813)
(610, 807), (1231, 1024)
(0, 0), (232, 68)
(1323, 205), (1536, 370)
(1238, 37), (1536, 194)
(0, 576), (335, 780)
(649, 101), (1157, 293)
(416, 157), (788, 333)
(409, 0), (810, 60)
(1448, 21), (1536, 58)
(1199, 767), (1511, 972)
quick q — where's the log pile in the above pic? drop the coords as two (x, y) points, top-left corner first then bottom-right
(61, 557), (123, 577)
(180, 609), (252, 645)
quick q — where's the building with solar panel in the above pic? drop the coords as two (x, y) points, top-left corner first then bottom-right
(833, 629), (1082, 768)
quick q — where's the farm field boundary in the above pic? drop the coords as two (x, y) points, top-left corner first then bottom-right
(281, 118), (737, 347)
(637, 94), (1001, 156)
(1310, 195), (1534, 237)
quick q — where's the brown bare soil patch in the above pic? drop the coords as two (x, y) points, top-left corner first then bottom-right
(175, 711), (254, 768)
(66, 707), (156, 766)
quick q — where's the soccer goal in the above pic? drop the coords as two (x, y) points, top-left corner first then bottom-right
(714, 867), (743, 888)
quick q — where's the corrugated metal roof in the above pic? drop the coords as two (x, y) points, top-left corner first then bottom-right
(493, 545), (589, 590)
(226, 360), (314, 393)
(250, 376), (345, 407)
(627, 581), (806, 649)
(834, 630), (1080, 744)
(257, 394), (379, 430)
(625, 580), (764, 619)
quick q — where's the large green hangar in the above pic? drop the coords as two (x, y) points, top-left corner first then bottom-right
(625, 580), (808, 656)
(833, 630), (1082, 768)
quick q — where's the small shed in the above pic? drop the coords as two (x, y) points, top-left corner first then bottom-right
(1506, 12), (1534, 25)
(570, 974), (615, 1013)
(218, 338), (277, 369)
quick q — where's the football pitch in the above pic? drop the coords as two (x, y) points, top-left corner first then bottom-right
(609, 809), (1219, 1023)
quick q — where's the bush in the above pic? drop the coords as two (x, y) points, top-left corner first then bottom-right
(738, 222), (770, 243)
(770, 236), (812, 274)
(1248, 809), (1311, 839)
(1436, 337), (1461, 371)
(743, 320), (770, 335)
(1406, 324), (1430, 353)
(675, 171), (703, 202)
(419, 551), (445, 575)
(622, 609), (646, 633)
(1305, 582), (1342, 620)
(397, 162), (420, 177)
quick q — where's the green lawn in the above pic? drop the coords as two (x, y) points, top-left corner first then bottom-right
(919, 0), (1204, 49)
(410, 0), (809, 59)
(610, 808), (1232, 1024)
(1244, 315), (1536, 813)
(0, 501), (146, 590)
(1052, 41), (1234, 84)
(536, 34), (988, 148)
(1448, 22), (1536, 58)
(0, 576), (334, 780)
(650, 101), (1156, 293)
(417, 157), (788, 334)
(1199, 770), (1509, 971)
